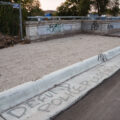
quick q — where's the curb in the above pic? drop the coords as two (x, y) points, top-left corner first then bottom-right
(0, 47), (120, 113)
(0, 117), (3, 120)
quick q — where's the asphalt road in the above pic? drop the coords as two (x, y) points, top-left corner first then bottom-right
(53, 69), (120, 120)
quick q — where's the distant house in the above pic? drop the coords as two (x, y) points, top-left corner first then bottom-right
(44, 10), (56, 16)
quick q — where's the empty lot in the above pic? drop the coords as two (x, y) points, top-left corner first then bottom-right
(0, 34), (120, 92)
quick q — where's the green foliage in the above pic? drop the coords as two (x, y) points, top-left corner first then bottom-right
(78, 0), (90, 16)
(57, 0), (90, 16)
(57, 0), (120, 16)
(91, 0), (110, 15)
(0, 0), (44, 36)
(107, 0), (120, 16)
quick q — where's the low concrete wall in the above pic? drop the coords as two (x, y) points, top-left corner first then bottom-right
(26, 20), (120, 41)
(26, 20), (81, 40)
(82, 20), (120, 34)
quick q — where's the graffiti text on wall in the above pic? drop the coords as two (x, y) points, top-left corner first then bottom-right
(47, 24), (63, 33)
(107, 24), (114, 30)
(98, 53), (108, 62)
(91, 22), (99, 30)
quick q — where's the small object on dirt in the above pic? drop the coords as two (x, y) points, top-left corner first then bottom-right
(21, 39), (31, 44)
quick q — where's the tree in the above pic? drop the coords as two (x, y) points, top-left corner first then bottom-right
(0, 0), (19, 35)
(78, 0), (90, 16)
(57, 0), (90, 16)
(91, 0), (110, 15)
(57, 0), (120, 16)
(28, 0), (44, 16)
(108, 0), (120, 16)
(0, 0), (44, 36)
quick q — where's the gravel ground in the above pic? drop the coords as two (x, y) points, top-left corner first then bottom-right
(0, 34), (120, 92)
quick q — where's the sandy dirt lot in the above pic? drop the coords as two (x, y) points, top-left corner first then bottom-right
(0, 34), (120, 92)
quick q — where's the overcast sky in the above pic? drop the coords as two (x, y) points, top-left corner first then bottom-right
(40, 0), (65, 10)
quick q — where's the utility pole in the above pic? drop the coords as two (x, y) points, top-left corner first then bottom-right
(0, 1), (24, 40)
(19, 3), (24, 40)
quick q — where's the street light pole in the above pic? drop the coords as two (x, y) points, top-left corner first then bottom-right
(19, 3), (24, 40)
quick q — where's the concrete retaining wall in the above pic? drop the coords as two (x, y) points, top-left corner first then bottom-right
(26, 20), (81, 40)
(82, 20), (120, 34)
(26, 20), (120, 40)
(0, 46), (120, 113)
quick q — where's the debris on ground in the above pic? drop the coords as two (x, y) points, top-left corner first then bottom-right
(0, 33), (28, 48)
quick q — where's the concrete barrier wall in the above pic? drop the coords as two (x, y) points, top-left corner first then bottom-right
(26, 20), (81, 40)
(26, 20), (120, 40)
(81, 21), (108, 34)
(82, 20), (120, 34)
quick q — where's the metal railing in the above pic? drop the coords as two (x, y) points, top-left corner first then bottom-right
(28, 16), (90, 21)
(28, 16), (120, 21)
